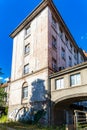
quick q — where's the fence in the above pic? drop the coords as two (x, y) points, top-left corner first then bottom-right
(74, 110), (87, 130)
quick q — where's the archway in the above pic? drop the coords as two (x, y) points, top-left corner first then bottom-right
(51, 95), (87, 129)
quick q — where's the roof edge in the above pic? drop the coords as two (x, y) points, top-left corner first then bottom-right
(10, 0), (49, 38)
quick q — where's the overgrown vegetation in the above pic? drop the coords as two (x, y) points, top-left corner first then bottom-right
(0, 115), (8, 123)
(0, 108), (66, 130)
(0, 122), (66, 130)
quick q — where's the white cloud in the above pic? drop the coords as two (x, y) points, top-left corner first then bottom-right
(4, 77), (9, 82)
(4, 78), (9, 82)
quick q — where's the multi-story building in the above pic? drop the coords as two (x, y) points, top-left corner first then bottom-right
(9, 0), (86, 125)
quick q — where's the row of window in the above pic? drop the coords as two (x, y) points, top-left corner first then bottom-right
(52, 49), (73, 71)
(52, 35), (77, 60)
(22, 73), (81, 99)
(55, 73), (81, 90)
(24, 25), (31, 75)
(52, 16), (78, 59)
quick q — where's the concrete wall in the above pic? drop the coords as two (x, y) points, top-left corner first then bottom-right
(50, 62), (87, 103)
(11, 7), (49, 81)
(48, 7), (85, 74)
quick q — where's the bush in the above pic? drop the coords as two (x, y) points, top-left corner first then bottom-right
(5, 107), (8, 115)
(0, 115), (8, 123)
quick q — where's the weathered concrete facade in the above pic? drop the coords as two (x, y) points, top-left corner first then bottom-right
(49, 62), (87, 129)
(9, 0), (86, 126)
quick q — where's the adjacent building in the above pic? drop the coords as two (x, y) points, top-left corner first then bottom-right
(9, 0), (86, 125)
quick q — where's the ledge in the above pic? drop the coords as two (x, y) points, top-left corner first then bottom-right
(49, 61), (87, 79)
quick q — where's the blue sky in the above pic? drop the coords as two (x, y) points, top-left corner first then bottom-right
(0, 0), (87, 81)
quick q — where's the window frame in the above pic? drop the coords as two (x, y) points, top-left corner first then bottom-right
(65, 35), (68, 45)
(52, 58), (57, 72)
(52, 16), (56, 28)
(69, 56), (72, 67)
(61, 47), (65, 60)
(24, 43), (30, 55)
(25, 24), (31, 36)
(52, 36), (57, 49)
(70, 73), (81, 87)
(24, 64), (29, 75)
(22, 86), (28, 99)
(59, 27), (63, 39)
(55, 78), (64, 90)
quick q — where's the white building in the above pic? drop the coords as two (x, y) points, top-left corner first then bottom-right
(9, 0), (86, 124)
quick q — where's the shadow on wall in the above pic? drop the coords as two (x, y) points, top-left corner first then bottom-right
(10, 79), (49, 124)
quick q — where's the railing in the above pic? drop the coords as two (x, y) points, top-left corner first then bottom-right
(74, 110), (87, 130)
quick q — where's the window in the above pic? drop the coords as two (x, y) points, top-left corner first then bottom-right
(26, 25), (31, 35)
(56, 78), (64, 90)
(25, 44), (30, 55)
(81, 55), (84, 62)
(59, 27), (63, 39)
(52, 58), (57, 72)
(61, 47), (65, 60)
(22, 86), (28, 99)
(52, 16), (56, 28)
(70, 43), (72, 51)
(52, 36), (57, 49)
(70, 73), (81, 86)
(24, 64), (29, 74)
(69, 56), (72, 67)
(74, 49), (77, 59)
(65, 35), (68, 45)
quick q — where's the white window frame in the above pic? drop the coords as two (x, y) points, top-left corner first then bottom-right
(70, 73), (81, 87)
(56, 78), (64, 90)
(24, 64), (29, 74)
(25, 25), (31, 35)
(22, 86), (28, 99)
(25, 44), (30, 55)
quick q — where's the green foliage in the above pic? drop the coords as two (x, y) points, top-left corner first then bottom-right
(0, 87), (7, 107)
(0, 115), (8, 123)
(78, 122), (87, 129)
(5, 107), (8, 115)
(0, 121), (66, 130)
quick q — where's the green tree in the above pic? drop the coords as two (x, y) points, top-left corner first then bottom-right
(0, 68), (7, 107)
(0, 88), (7, 107)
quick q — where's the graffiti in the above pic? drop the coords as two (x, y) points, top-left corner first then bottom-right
(8, 106), (34, 121)
(8, 108), (19, 121)
(8, 79), (48, 123)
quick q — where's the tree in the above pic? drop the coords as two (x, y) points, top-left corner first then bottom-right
(0, 87), (7, 107)
(0, 68), (7, 107)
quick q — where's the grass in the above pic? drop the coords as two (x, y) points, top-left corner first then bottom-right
(0, 122), (66, 130)
(0, 115), (66, 130)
